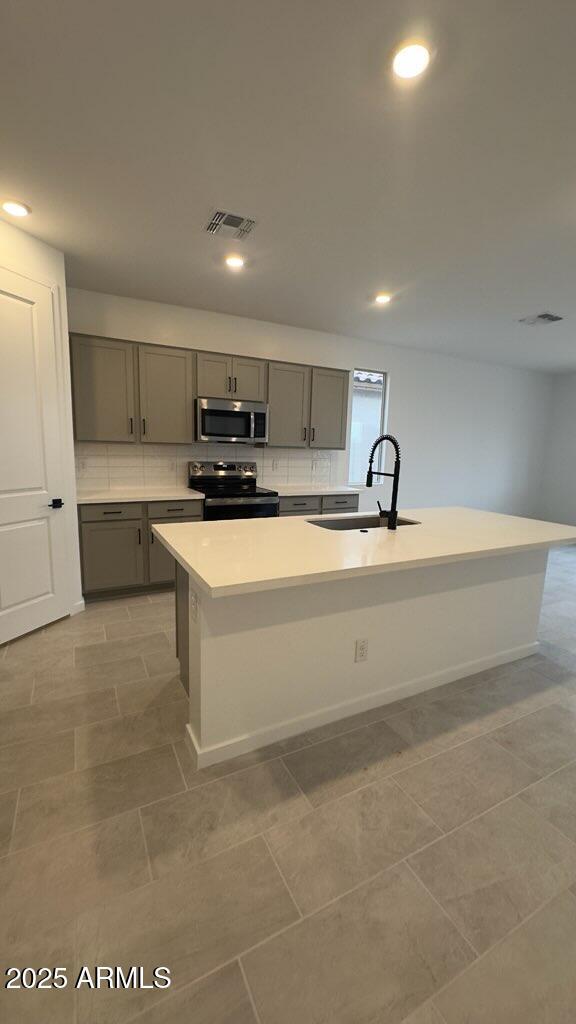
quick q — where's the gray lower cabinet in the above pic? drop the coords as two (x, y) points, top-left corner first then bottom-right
(268, 362), (311, 447)
(80, 519), (145, 592)
(148, 516), (202, 583)
(71, 335), (137, 442)
(309, 367), (349, 449)
(79, 503), (203, 593)
(138, 345), (195, 443)
(278, 493), (359, 516)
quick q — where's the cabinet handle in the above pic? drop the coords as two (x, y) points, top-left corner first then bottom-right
(103, 510), (122, 515)
(293, 502), (307, 507)
(233, 376), (237, 393)
(129, 417), (134, 434)
(303, 426), (307, 441)
(137, 527), (141, 545)
(142, 418), (146, 435)
(311, 427), (315, 441)
(166, 507), (184, 512)
(151, 531), (154, 544)
(227, 376), (232, 392)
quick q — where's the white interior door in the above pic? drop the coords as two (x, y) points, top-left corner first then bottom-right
(0, 267), (71, 643)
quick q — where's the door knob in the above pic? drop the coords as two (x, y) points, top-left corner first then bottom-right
(48, 498), (64, 509)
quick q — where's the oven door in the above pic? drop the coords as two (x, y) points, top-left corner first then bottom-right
(196, 398), (268, 443)
(204, 496), (279, 520)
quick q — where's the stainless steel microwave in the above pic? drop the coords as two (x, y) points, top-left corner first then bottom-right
(196, 398), (269, 443)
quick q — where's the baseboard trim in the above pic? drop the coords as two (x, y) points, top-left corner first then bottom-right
(191, 642), (539, 768)
(69, 599), (86, 616)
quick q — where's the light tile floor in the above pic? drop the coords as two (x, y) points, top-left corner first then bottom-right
(2, 548), (576, 1022)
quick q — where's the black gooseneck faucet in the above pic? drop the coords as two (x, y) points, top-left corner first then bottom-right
(365, 434), (401, 530)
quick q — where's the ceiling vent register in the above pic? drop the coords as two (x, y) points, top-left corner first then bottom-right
(518, 312), (564, 325)
(205, 210), (256, 238)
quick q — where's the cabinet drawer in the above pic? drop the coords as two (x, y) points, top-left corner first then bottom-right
(321, 494), (359, 513)
(278, 496), (322, 514)
(79, 503), (144, 522)
(147, 500), (203, 518)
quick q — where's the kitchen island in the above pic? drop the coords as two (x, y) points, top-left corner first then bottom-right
(153, 508), (576, 768)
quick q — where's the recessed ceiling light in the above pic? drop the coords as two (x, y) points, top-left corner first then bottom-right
(392, 43), (430, 79)
(225, 254), (245, 270)
(374, 293), (392, 305)
(2, 200), (31, 217)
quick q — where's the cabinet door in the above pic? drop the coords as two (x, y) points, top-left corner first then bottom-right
(138, 345), (195, 443)
(197, 352), (233, 398)
(309, 367), (349, 449)
(81, 520), (145, 592)
(232, 356), (268, 401)
(267, 362), (311, 447)
(148, 516), (201, 584)
(71, 335), (137, 442)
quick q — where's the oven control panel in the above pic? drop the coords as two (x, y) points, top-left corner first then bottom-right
(189, 461), (257, 478)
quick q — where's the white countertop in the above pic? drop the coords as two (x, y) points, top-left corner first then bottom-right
(77, 487), (204, 504)
(276, 484), (360, 496)
(153, 506), (576, 598)
(76, 484), (358, 504)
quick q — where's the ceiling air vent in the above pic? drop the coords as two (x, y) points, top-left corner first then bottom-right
(205, 210), (256, 239)
(518, 312), (564, 325)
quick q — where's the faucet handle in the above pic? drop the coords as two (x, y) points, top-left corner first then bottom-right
(377, 501), (385, 517)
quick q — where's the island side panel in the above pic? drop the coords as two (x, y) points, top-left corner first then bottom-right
(175, 563), (189, 692)
(194, 548), (548, 766)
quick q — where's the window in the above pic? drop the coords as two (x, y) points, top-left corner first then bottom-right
(348, 369), (387, 484)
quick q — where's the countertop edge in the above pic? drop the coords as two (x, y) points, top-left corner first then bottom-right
(152, 522), (576, 600)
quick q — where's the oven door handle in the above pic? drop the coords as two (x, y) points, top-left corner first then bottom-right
(204, 496), (279, 506)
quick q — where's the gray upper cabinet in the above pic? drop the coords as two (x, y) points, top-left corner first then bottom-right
(71, 335), (137, 442)
(197, 352), (233, 398)
(232, 356), (267, 401)
(268, 362), (311, 447)
(138, 344), (195, 444)
(309, 367), (349, 449)
(197, 351), (267, 401)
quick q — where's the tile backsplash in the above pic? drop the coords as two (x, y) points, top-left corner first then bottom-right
(75, 442), (348, 493)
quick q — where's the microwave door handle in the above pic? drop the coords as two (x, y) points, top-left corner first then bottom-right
(250, 411), (255, 438)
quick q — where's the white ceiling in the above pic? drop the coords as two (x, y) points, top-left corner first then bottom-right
(2, 0), (576, 371)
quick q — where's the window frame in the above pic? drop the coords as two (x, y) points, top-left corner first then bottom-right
(347, 368), (388, 485)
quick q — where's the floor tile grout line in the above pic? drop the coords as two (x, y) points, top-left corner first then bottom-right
(122, 677), (573, 804)
(388, 775), (449, 835)
(262, 832), (303, 920)
(278, 755), (315, 810)
(6, 786), (22, 856)
(137, 806), (155, 884)
(292, 689), (576, 815)
(410, 886), (576, 1016)
(7, 720), (576, 870)
(403, 859), (481, 960)
(0, 708), (122, 755)
(238, 956), (264, 1024)
(171, 741), (189, 791)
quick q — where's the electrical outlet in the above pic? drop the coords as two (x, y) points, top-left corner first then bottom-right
(355, 638), (368, 663)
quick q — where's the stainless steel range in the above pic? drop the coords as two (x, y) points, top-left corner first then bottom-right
(188, 461), (279, 520)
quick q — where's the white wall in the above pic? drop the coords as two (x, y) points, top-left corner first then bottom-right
(0, 220), (82, 611)
(538, 373), (576, 525)
(68, 288), (553, 516)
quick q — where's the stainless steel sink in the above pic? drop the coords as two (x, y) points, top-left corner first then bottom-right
(310, 514), (420, 531)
